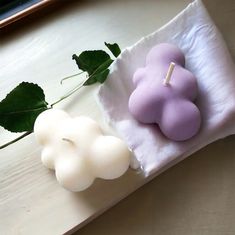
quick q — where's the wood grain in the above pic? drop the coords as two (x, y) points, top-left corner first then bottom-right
(1, 0), (234, 234)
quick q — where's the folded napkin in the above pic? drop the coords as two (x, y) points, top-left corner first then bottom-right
(98, 0), (235, 176)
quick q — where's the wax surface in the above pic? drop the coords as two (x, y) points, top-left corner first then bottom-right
(129, 43), (201, 141)
(34, 109), (131, 192)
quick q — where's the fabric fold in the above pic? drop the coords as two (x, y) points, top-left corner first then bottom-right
(98, 0), (235, 176)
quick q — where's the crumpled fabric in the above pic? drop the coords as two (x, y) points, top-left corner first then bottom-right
(97, 0), (235, 176)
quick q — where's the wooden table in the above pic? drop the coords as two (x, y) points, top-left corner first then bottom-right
(1, 0), (235, 234)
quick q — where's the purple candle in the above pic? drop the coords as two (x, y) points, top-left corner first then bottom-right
(128, 43), (201, 141)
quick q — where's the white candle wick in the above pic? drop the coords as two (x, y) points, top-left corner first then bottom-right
(163, 62), (175, 86)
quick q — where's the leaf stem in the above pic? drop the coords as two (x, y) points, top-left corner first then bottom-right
(0, 78), (85, 150)
(0, 131), (32, 150)
(51, 61), (109, 107)
(60, 71), (84, 84)
(50, 80), (85, 107)
(0, 56), (113, 150)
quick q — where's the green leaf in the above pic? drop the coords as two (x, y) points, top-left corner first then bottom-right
(105, 42), (121, 57)
(92, 58), (113, 75)
(72, 50), (111, 75)
(84, 69), (110, 86)
(73, 50), (113, 86)
(95, 69), (110, 83)
(0, 82), (48, 132)
(83, 59), (113, 86)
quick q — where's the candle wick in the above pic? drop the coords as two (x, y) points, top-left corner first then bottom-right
(62, 138), (74, 144)
(163, 62), (175, 86)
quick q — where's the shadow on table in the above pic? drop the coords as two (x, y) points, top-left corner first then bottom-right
(74, 135), (235, 235)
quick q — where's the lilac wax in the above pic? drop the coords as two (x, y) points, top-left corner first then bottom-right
(128, 43), (201, 141)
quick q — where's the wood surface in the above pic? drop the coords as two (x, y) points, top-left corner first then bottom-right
(1, 0), (235, 234)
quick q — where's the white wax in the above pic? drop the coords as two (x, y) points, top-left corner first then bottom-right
(34, 109), (131, 192)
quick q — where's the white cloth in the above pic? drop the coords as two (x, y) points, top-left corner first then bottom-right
(97, 0), (235, 176)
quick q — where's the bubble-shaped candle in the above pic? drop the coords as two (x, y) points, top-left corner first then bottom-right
(128, 43), (201, 141)
(34, 109), (131, 191)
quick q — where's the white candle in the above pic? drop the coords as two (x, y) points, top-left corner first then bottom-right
(34, 109), (131, 192)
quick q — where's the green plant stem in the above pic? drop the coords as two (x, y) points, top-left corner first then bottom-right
(0, 80), (86, 149)
(0, 58), (112, 150)
(51, 60), (109, 107)
(0, 131), (32, 149)
(60, 72), (84, 84)
(51, 81), (85, 107)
